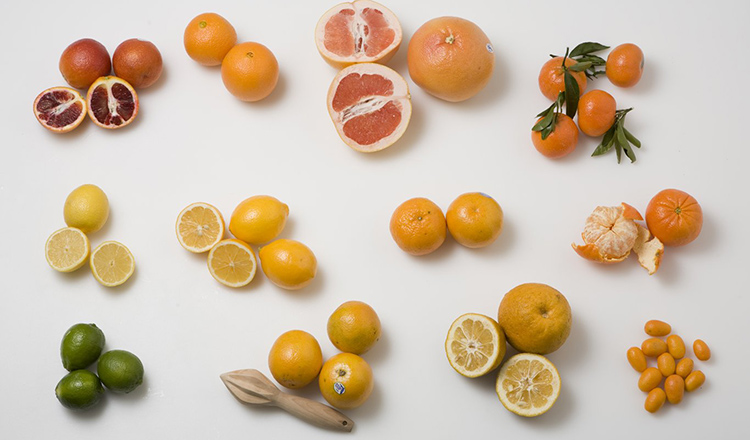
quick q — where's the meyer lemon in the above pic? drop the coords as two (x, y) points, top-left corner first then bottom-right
(258, 239), (316, 290)
(319, 353), (373, 410)
(445, 313), (506, 378)
(90, 241), (135, 287)
(268, 330), (323, 389)
(176, 202), (225, 253)
(63, 184), (109, 234)
(207, 239), (257, 288)
(496, 353), (561, 417)
(45, 227), (90, 272)
(229, 196), (289, 245)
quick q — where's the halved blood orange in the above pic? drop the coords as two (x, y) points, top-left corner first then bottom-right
(33, 87), (87, 133)
(327, 63), (411, 153)
(86, 76), (139, 129)
(315, 0), (402, 69)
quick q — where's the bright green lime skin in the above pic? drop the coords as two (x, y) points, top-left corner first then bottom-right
(97, 350), (144, 394)
(55, 370), (105, 410)
(61, 323), (106, 371)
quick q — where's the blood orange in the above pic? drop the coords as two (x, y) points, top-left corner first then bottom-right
(315, 0), (402, 69)
(327, 63), (411, 153)
(33, 87), (87, 133)
(86, 76), (139, 129)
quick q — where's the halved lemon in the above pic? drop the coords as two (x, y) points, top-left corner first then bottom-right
(176, 202), (225, 253)
(496, 353), (561, 417)
(45, 227), (90, 272)
(90, 241), (135, 287)
(207, 239), (257, 288)
(445, 313), (506, 378)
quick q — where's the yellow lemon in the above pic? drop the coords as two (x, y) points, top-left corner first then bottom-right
(259, 239), (316, 290)
(45, 227), (90, 272)
(496, 353), (561, 417)
(229, 196), (289, 245)
(64, 184), (109, 234)
(446, 192), (503, 248)
(90, 241), (135, 287)
(207, 239), (257, 288)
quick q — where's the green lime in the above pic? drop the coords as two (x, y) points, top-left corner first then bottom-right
(55, 370), (105, 410)
(97, 350), (144, 394)
(61, 323), (105, 371)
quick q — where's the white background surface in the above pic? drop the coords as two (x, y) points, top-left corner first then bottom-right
(1, 0), (749, 438)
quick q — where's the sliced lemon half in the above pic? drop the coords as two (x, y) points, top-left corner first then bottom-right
(496, 353), (561, 417)
(207, 239), (257, 288)
(176, 202), (225, 253)
(90, 241), (135, 287)
(445, 313), (506, 378)
(45, 227), (90, 272)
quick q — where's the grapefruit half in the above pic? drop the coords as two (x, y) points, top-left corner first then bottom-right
(315, 0), (402, 69)
(327, 63), (411, 153)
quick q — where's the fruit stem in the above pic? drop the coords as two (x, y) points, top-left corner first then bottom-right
(445, 34), (455, 44)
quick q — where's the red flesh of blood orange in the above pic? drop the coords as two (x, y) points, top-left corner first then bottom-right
(86, 76), (139, 129)
(33, 87), (87, 133)
(327, 63), (411, 152)
(315, 0), (402, 69)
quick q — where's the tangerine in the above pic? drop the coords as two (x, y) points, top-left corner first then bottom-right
(531, 113), (578, 159)
(577, 90), (616, 137)
(645, 189), (702, 246)
(389, 197), (446, 255)
(606, 43), (644, 88)
(538, 56), (586, 101)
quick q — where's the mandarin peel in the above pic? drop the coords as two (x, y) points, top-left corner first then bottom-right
(632, 224), (664, 275)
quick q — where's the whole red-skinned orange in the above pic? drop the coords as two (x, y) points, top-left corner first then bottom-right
(645, 189), (702, 246)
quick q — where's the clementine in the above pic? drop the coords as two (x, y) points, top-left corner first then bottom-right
(645, 189), (702, 246)
(606, 43), (644, 88)
(538, 56), (587, 101)
(577, 90), (616, 137)
(531, 113), (578, 159)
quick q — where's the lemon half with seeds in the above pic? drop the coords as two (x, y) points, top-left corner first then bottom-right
(90, 241), (135, 287)
(176, 202), (225, 253)
(445, 313), (506, 378)
(45, 227), (90, 272)
(496, 353), (561, 417)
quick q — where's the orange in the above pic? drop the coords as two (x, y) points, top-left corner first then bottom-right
(314, 0), (402, 69)
(184, 13), (237, 66)
(268, 330), (323, 389)
(531, 113), (578, 159)
(221, 42), (279, 102)
(606, 43), (644, 88)
(33, 87), (87, 134)
(497, 283), (572, 355)
(645, 189), (702, 246)
(389, 197), (446, 256)
(538, 56), (587, 101)
(327, 301), (381, 355)
(86, 76), (138, 129)
(407, 16), (494, 102)
(319, 353), (373, 409)
(446, 192), (503, 248)
(112, 39), (163, 89)
(59, 38), (112, 90)
(577, 90), (616, 137)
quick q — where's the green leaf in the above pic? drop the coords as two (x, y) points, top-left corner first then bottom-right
(623, 142), (637, 163)
(541, 124), (554, 140)
(570, 42), (610, 57)
(535, 100), (556, 118)
(576, 54), (606, 65)
(624, 128), (641, 148)
(532, 111), (554, 132)
(564, 71), (579, 118)
(615, 141), (623, 163)
(568, 61), (593, 72)
(592, 135), (615, 156)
